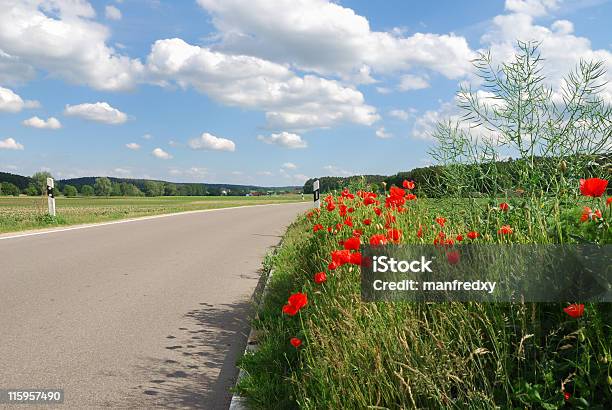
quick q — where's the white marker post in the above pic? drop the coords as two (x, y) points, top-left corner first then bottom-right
(313, 179), (320, 208)
(47, 177), (56, 217)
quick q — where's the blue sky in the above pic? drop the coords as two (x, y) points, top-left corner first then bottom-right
(0, 0), (611, 186)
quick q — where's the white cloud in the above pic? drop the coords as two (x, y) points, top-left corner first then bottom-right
(0, 0), (143, 91)
(504, 0), (560, 17)
(399, 74), (430, 91)
(0, 49), (36, 85)
(142, 133), (152, 139)
(376, 87), (392, 94)
(64, 102), (128, 124)
(257, 132), (307, 149)
(323, 164), (353, 177)
(257, 170), (273, 176)
(125, 142), (140, 150)
(188, 132), (236, 152)
(22, 116), (62, 129)
(0, 86), (39, 112)
(169, 167), (208, 179)
(152, 147), (172, 159)
(196, 0), (475, 80)
(105, 5), (122, 20)
(146, 38), (379, 130)
(388, 109), (416, 120)
(282, 162), (297, 170)
(375, 127), (393, 139)
(112, 167), (131, 176)
(0, 137), (24, 150)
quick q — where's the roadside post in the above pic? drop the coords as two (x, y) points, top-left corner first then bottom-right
(313, 179), (320, 208)
(47, 177), (56, 217)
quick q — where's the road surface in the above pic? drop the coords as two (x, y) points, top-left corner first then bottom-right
(0, 202), (310, 409)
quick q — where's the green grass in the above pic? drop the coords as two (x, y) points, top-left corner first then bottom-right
(0, 195), (305, 234)
(236, 195), (611, 409)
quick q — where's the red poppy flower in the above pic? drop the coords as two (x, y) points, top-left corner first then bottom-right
(580, 206), (602, 222)
(579, 178), (608, 197)
(497, 225), (513, 235)
(369, 234), (388, 246)
(288, 292), (308, 310)
(344, 217), (353, 227)
(363, 218), (372, 226)
(389, 185), (406, 198)
(364, 196), (376, 206)
(313, 224), (323, 232)
(314, 272), (327, 284)
(499, 202), (509, 211)
(467, 231), (479, 240)
(374, 207), (382, 216)
(435, 217), (446, 227)
(349, 252), (362, 265)
(406, 193), (417, 201)
(343, 236), (361, 251)
(447, 250), (460, 265)
(326, 202), (335, 212)
(328, 261), (338, 270)
(607, 197), (612, 206)
(348, 207), (355, 213)
(564, 391), (571, 401)
(353, 229), (363, 237)
(456, 234), (464, 242)
(387, 228), (403, 243)
(563, 303), (584, 318)
(331, 249), (351, 266)
(402, 180), (415, 190)
(290, 337), (302, 348)
(282, 304), (299, 316)
(417, 225), (423, 238)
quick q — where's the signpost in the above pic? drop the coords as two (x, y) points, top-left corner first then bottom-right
(47, 177), (56, 217)
(313, 179), (320, 208)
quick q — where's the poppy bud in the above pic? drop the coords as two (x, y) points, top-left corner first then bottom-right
(558, 160), (567, 173)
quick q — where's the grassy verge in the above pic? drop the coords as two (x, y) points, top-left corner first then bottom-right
(236, 195), (611, 409)
(0, 195), (304, 234)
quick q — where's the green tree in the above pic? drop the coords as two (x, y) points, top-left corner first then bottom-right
(80, 185), (94, 196)
(31, 171), (54, 195)
(63, 185), (78, 197)
(120, 182), (143, 196)
(164, 183), (178, 196)
(111, 182), (122, 196)
(94, 177), (112, 196)
(24, 183), (39, 196)
(144, 180), (164, 197)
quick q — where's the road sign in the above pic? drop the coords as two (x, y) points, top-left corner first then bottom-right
(313, 179), (320, 208)
(47, 177), (56, 217)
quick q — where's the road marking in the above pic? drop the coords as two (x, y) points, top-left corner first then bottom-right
(0, 202), (307, 241)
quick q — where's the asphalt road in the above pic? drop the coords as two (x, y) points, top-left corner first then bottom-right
(0, 202), (310, 409)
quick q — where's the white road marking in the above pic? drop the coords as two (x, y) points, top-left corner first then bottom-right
(0, 202), (306, 241)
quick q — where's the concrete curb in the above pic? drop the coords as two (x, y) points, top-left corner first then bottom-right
(229, 254), (279, 409)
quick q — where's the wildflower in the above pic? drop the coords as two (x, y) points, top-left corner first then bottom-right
(564, 392), (571, 401)
(331, 249), (351, 266)
(497, 225), (513, 235)
(363, 218), (372, 226)
(435, 217), (446, 227)
(343, 236), (361, 251)
(467, 231), (479, 240)
(374, 207), (382, 216)
(579, 178), (608, 197)
(369, 234), (388, 246)
(349, 252), (362, 265)
(447, 250), (460, 265)
(364, 196), (376, 206)
(387, 228), (403, 243)
(456, 234), (464, 242)
(326, 202), (335, 212)
(607, 197), (612, 206)
(314, 272), (327, 284)
(282, 304), (299, 316)
(402, 180), (415, 190)
(352, 229), (363, 237)
(417, 225), (423, 238)
(313, 224), (323, 232)
(339, 204), (348, 217)
(290, 337), (302, 348)
(563, 303), (584, 318)
(499, 202), (509, 212)
(344, 217), (353, 227)
(328, 261), (338, 270)
(580, 206), (602, 222)
(406, 193), (417, 201)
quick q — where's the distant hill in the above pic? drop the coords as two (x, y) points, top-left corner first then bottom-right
(0, 172), (31, 190)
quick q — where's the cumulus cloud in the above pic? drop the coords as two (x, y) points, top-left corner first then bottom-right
(399, 74), (430, 91)
(146, 38), (379, 130)
(64, 102), (128, 124)
(188, 132), (236, 152)
(152, 147), (172, 159)
(0, 50), (36, 85)
(282, 162), (297, 170)
(0, 137), (24, 150)
(125, 142), (140, 150)
(196, 0), (475, 80)
(388, 109), (416, 120)
(105, 5), (122, 20)
(0, 0), (143, 91)
(323, 164), (353, 177)
(22, 116), (62, 129)
(257, 132), (307, 149)
(504, 0), (560, 17)
(0, 86), (39, 112)
(375, 127), (393, 139)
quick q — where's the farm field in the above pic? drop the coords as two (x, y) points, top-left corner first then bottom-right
(0, 195), (305, 234)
